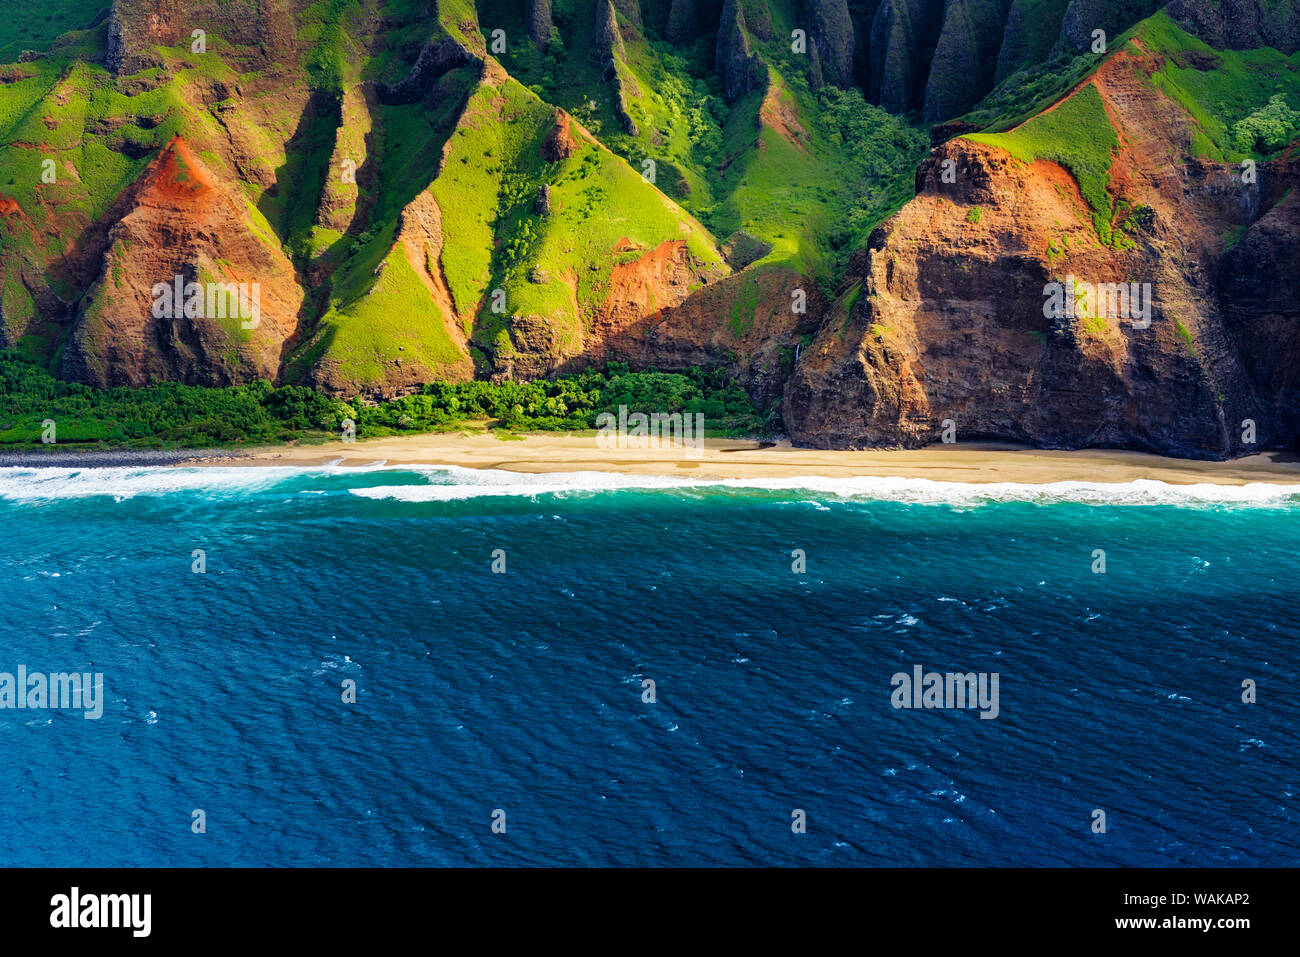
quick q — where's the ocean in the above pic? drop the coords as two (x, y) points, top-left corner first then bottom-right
(0, 464), (1296, 866)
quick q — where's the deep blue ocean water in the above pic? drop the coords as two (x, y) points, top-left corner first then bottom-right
(0, 464), (1296, 866)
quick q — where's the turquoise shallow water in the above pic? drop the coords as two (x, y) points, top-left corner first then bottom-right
(0, 464), (1296, 866)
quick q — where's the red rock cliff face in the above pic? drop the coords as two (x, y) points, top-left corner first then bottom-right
(61, 137), (304, 387)
(784, 44), (1299, 456)
(591, 259), (821, 408)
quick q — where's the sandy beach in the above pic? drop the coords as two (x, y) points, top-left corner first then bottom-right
(178, 432), (1300, 486)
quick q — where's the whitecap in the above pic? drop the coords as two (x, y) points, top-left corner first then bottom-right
(5, 462), (1298, 509)
(349, 466), (1300, 508)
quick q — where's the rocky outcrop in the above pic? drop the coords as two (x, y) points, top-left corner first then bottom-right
(534, 184), (553, 216)
(61, 137), (303, 388)
(1058, 0), (1165, 54)
(1058, 0), (1107, 53)
(786, 45), (1300, 455)
(612, 84), (640, 135)
(716, 0), (767, 102)
(594, 1), (640, 135)
(106, 0), (183, 74)
(807, 0), (855, 87)
(1167, 0), (1300, 54)
(586, 253), (810, 409)
(808, 39), (825, 89)
(993, 0), (1041, 83)
(595, 0), (627, 58)
(527, 0), (553, 49)
(315, 85), (374, 233)
(375, 34), (479, 105)
(1218, 176), (1300, 443)
(542, 109), (578, 161)
(613, 0), (644, 35)
(106, 0), (292, 75)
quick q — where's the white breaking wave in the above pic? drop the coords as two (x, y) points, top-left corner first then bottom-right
(0, 466), (308, 500)
(0, 463), (1297, 507)
(353, 467), (1300, 507)
(351, 466), (701, 501)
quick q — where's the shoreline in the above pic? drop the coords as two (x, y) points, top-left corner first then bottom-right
(5, 434), (1299, 487)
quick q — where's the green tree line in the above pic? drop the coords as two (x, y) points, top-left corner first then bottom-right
(0, 352), (767, 448)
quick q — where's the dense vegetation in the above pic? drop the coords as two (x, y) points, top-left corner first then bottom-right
(0, 351), (767, 448)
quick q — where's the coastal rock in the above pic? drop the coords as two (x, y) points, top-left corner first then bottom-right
(786, 44), (1299, 455)
(1218, 180), (1300, 443)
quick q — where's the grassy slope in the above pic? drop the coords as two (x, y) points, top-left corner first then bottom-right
(284, 59), (481, 386)
(966, 83), (1119, 233)
(476, 0), (723, 210)
(428, 71), (725, 356)
(1137, 11), (1300, 162)
(715, 63), (926, 285)
(479, 0), (926, 288)
(965, 13), (1300, 245)
(0, 0), (107, 64)
(0, 25), (269, 365)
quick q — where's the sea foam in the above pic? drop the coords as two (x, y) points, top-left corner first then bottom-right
(351, 466), (1300, 507)
(1, 463), (1298, 507)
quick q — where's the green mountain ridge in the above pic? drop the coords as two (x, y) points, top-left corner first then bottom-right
(0, 0), (1298, 458)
